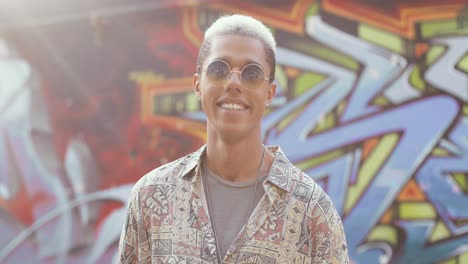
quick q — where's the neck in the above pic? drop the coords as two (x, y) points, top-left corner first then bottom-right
(205, 128), (272, 182)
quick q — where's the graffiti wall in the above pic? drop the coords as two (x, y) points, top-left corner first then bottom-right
(1, 0), (467, 263)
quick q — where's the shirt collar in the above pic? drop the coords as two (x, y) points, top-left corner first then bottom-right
(179, 145), (292, 192)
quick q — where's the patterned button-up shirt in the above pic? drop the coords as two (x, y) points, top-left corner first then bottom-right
(119, 145), (349, 263)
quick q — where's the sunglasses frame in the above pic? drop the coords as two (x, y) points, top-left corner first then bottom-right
(200, 59), (271, 90)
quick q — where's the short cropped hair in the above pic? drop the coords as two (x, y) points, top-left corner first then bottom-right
(197, 14), (276, 83)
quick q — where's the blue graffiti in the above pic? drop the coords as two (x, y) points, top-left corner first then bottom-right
(416, 118), (468, 232)
(395, 221), (468, 263)
(261, 16), (467, 263)
(425, 37), (468, 102)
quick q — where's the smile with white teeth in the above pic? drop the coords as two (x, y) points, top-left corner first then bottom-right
(220, 103), (246, 111)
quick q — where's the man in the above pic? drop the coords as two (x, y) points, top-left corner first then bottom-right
(119, 14), (349, 264)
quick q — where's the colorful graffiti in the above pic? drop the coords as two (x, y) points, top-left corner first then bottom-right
(1, 0), (467, 263)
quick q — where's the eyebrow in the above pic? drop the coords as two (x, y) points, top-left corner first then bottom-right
(213, 56), (264, 68)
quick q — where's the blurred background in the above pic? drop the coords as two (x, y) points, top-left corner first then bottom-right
(0, 0), (467, 263)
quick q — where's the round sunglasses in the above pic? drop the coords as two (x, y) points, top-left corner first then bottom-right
(202, 59), (271, 90)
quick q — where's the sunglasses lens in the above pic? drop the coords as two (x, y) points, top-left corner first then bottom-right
(206, 60), (230, 86)
(241, 64), (265, 89)
(205, 60), (266, 89)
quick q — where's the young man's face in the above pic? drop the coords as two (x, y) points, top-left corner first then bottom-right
(194, 34), (276, 142)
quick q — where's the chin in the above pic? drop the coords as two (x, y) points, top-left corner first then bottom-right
(216, 124), (257, 141)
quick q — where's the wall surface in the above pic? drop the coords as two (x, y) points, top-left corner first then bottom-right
(1, 0), (467, 263)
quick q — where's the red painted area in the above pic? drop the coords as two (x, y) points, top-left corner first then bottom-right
(326, 0), (467, 16)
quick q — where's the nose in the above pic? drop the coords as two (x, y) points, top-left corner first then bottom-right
(224, 70), (243, 92)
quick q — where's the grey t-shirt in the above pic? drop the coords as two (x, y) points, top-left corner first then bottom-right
(204, 165), (266, 259)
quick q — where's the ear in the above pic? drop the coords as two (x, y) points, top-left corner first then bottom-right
(266, 81), (276, 105)
(193, 73), (201, 96)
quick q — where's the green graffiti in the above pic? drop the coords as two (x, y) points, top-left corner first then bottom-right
(358, 24), (404, 54)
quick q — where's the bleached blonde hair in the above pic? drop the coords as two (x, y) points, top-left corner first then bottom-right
(197, 14), (276, 82)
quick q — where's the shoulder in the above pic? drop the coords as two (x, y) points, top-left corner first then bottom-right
(267, 146), (321, 206)
(130, 148), (202, 199)
(138, 156), (184, 186)
(287, 164), (321, 206)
